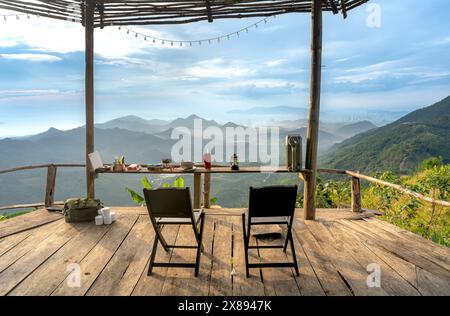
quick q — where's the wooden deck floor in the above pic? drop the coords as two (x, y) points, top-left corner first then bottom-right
(0, 207), (449, 296)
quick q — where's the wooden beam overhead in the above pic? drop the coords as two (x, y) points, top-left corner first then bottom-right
(1, 0), (368, 26)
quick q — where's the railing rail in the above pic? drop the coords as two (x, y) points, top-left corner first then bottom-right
(0, 163), (85, 211)
(0, 164), (448, 213)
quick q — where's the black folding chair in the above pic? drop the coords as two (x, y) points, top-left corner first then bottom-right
(143, 187), (205, 277)
(242, 185), (299, 277)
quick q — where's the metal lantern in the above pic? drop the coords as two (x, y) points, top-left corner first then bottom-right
(231, 153), (239, 171)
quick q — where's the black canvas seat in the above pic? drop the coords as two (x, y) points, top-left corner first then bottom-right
(242, 185), (300, 277)
(143, 187), (205, 277)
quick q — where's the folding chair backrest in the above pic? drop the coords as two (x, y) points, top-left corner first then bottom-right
(248, 185), (298, 218)
(143, 188), (193, 218)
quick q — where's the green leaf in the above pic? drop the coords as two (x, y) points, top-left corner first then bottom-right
(162, 183), (171, 188)
(174, 176), (185, 188)
(126, 187), (145, 204)
(141, 176), (152, 189)
(210, 197), (218, 205)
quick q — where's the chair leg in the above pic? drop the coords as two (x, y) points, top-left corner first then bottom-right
(148, 235), (159, 276)
(242, 213), (250, 278)
(289, 233), (300, 277)
(283, 230), (290, 253)
(194, 213), (206, 277)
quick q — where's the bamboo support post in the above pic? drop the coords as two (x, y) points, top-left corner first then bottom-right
(203, 173), (211, 208)
(194, 173), (202, 209)
(85, 0), (95, 199)
(303, 0), (322, 220)
(351, 176), (362, 212)
(44, 165), (57, 207)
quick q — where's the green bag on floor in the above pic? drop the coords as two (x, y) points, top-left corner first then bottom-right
(63, 198), (102, 223)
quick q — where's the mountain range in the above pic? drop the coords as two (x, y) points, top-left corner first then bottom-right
(1, 96), (448, 208)
(323, 96), (450, 173)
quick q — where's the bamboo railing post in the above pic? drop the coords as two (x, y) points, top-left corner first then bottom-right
(351, 176), (362, 212)
(45, 165), (57, 207)
(194, 173), (202, 209)
(304, 0), (323, 220)
(85, 0), (95, 199)
(203, 173), (211, 208)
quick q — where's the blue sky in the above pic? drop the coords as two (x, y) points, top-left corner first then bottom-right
(0, 0), (449, 137)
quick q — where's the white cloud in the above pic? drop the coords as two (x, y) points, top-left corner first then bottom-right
(212, 79), (306, 90)
(0, 11), (180, 60)
(264, 59), (287, 67)
(0, 53), (61, 62)
(184, 58), (256, 79)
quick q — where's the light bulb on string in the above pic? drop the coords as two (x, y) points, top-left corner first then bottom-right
(180, 42), (182, 47)
(16, 15), (19, 20)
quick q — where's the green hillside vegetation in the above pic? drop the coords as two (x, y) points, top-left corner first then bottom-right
(322, 96), (450, 174)
(304, 157), (450, 246)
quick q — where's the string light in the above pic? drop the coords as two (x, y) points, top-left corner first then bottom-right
(1, 12), (280, 48)
(116, 15), (279, 48)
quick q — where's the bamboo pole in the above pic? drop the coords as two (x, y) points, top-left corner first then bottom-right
(44, 165), (57, 207)
(351, 176), (362, 212)
(304, 0), (322, 220)
(85, 0), (95, 199)
(203, 173), (211, 208)
(194, 173), (202, 209)
(346, 170), (450, 208)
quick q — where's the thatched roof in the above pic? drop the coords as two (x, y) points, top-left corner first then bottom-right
(0, 0), (368, 27)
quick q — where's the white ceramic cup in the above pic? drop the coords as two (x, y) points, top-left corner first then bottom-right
(111, 212), (117, 222)
(103, 215), (112, 225)
(101, 207), (110, 217)
(95, 215), (104, 226)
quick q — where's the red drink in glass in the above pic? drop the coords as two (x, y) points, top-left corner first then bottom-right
(203, 152), (212, 170)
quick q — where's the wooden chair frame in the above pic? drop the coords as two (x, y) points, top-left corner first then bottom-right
(144, 188), (205, 277)
(242, 186), (300, 277)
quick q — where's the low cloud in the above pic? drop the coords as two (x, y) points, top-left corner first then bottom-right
(0, 53), (62, 62)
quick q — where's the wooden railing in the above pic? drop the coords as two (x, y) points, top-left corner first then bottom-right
(0, 164), (85, 211)
(318, 169), (450, 211)
(0, 164), (448, 213)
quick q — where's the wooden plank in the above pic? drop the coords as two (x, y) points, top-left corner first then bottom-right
(230, 216), (265, 296)
(131, 224), (180, 296)
(0, 229), (36, 257)
(208, 216), (233, 296)
(339, 219), (450, 280)
(290, 219), (326, 296)
(0, 220), (84, 295)
(160, 216), (213, 296)
(256, 228), (301, 296)
(351, 219), (450, 273)
(0, 209), (63, 238)
(292, 219), (352, 296)
(87, 216), (154, 296)
(303, 0), (323, 220)
(44, 165), (57, 207)
(8, 222), (110, 296)
(303, 220), (388, 296)
(329, 222), (421, 296)
(368, 218), (450, 266)
(51, 215), (138, 296)
(416, 267), (450, 296)
(0, 220), (65, 273)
